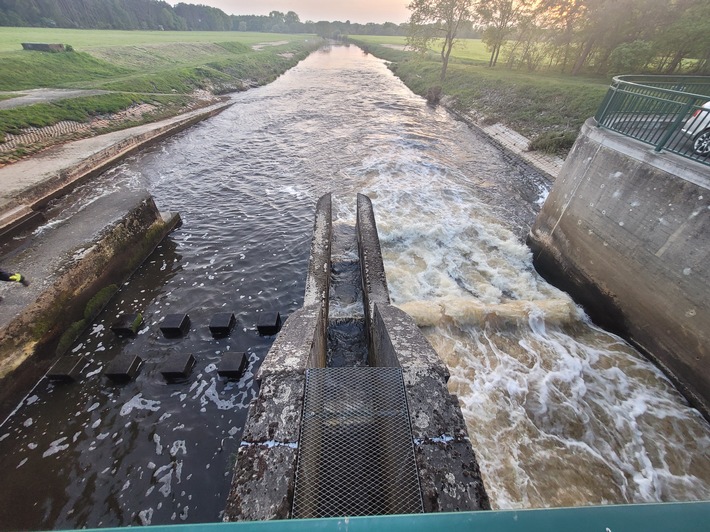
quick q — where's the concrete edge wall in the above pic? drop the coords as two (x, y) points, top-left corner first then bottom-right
(356, 193), (390, 363)
(0, 102), (232, 237)
(372, 304), (490, 511)
(0, 191), (180, 419)
(303, 193), (332, 369)
(528, 118), (710, 417)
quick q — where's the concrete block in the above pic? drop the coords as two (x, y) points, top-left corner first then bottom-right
(255, 305), (324, 379)
(257, 311), (281, 336)
(160, 313), (190, 338)
(47, 355), (84, 382)
(104, 354), (142, 383)
(403, 367), (469, 441)
(240, 373), (305, 443)
(218, 352), (248, 380)
(160, 353), (195, 382)
(224, 443), (298, 521)
(110, 313), (143, 338)
(415, 438), (490, 512)
(209, 312), (236, 337)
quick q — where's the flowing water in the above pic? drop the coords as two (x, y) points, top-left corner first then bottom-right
(1, 45), (709, 529)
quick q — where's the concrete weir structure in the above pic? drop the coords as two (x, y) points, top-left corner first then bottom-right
(225, 193), (490, 521)
(528, 118), (710, 417)
(0, 190), (180, 417)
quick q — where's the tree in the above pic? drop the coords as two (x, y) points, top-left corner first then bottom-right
(476, 0), (534, 67)
(407, 0), (474, 81)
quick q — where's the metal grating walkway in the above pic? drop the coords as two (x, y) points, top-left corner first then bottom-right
(292, 367), (423, 518)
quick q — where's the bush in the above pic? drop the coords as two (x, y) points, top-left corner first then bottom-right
(608, 41), (654, 74)
(426, 86), (442, 105)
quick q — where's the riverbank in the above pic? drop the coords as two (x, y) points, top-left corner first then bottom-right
(0, 101), (238, 418)
(0, 32), (322, 163)
(348, 37), (608, 160)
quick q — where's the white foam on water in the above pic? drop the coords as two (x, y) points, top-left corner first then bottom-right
(138, 508), (153, 526)
(153, 434), (163, 455)
(42, 437), (69, 458)
(86, 366), (103, 378)
(170, 440), (187, 457)
(362, 158), (710, 509)
(120, 394), (161, 416)
(155, 464), (173, 497)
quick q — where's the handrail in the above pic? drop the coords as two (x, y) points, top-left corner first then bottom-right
(595, 75), (710, 166)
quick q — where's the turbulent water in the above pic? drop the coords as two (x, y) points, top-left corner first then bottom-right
(1, 45), (709, 529)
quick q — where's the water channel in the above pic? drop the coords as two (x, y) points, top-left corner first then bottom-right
(1, 45), (709, 530)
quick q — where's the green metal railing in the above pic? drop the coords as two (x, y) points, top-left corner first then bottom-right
(595, 75), (710, 166)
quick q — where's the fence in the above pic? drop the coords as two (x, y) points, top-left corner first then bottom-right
(594, 75), (710, 166)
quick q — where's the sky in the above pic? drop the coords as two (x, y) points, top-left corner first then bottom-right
(167, 1), (411, 25)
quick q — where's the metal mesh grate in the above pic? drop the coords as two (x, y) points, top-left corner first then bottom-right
(292, 367), (423, 518)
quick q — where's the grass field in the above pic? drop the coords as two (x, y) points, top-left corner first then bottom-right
(0, 27), (312, 52)
(352, 35), (490, 63)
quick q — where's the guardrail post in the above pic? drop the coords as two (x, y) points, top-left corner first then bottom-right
(654, 98), (696, 153)
(595, 81), (620, 125)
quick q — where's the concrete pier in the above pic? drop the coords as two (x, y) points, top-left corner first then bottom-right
(528, 118), (710, 417)
(224, 194), (489, 521)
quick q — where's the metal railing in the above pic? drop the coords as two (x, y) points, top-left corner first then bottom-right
(595, 75), (710, 166)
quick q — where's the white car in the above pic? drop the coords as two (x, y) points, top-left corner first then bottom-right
(682, 100), (710, 156)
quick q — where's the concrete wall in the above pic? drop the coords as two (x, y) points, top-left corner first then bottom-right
(529, 118), (710, 417)
(0, 190), (180, 418)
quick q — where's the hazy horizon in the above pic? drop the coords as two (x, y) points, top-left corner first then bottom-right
(166, 0), (411, 25)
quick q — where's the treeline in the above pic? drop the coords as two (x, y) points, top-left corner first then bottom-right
(475, 0), (710, 75)
(0, 0), (414, 36)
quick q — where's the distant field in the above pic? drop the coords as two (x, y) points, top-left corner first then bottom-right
(350, 35), (490, 62)
(0, 28), (321, 92)
(0, 27), (312, 53)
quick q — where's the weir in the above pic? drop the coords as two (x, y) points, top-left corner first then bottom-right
(225, 194), (490, 520)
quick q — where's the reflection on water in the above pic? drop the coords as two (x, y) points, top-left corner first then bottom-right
(0, 45), (708, 529)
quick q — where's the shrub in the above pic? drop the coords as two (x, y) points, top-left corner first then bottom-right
(426, 86), (442, 105)
(528, 130), (578, 155)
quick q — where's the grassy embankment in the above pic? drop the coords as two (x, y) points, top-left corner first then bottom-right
(351, 35), (611, 155)
(0, 28), (321, 161)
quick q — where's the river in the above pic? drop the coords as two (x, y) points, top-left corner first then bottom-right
(0, 45), (708, 529)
